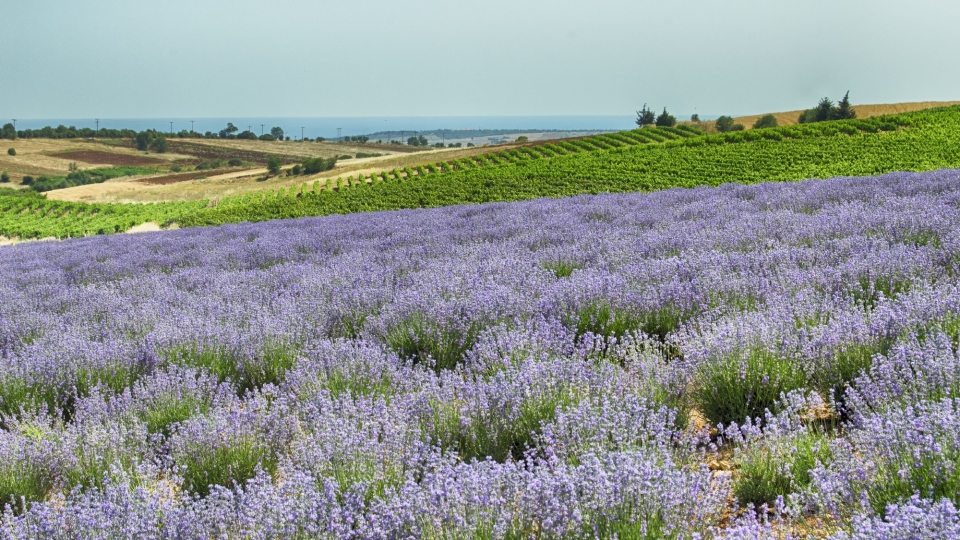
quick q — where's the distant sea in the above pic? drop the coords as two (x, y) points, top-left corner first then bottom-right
(12, 116), (638, 139)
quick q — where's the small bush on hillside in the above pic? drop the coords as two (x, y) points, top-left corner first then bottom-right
(258, 134), (276, 141)
(7, 148), (16, 156)
(516, 136), (529, 142)
(227, 159), (243, 167)
(267, 156), (282, 175)
(753, 114), (778, 129)
(302, 157), (336, 174)
(21, 176), (33, 185)
(291, 164), (302, 175)
(0, 172), (9, 183)
(716, 116), (745, 133)
(170, 164), (182, 172)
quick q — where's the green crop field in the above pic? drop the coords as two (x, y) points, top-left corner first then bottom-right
(2, 106), (960, 239)
(178, 106), (957, 227)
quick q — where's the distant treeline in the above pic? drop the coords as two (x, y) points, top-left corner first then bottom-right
(0, 122), (299, 142)
(359, 128), (607, 141)
(3, 123), (138, 139)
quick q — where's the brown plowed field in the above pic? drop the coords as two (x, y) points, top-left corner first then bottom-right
(53, 151), (168, 166)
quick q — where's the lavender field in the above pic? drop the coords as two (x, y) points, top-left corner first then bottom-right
(3, 170), (960, 538)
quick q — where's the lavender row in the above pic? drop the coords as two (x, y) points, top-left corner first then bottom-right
(3, 170), (960, 536)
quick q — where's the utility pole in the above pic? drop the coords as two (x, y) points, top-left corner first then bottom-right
(301, 127), (305, 141)
(95, 119), (99, 138)
(260, 124), (265, 137)
(337, 127), (341, 142)
(11, 120), (16, 131)
(169, 121), (173, 134)
(248, 125), (252, 134)
(191, 120), (195, 133)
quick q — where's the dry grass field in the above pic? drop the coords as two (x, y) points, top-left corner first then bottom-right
(0, 139), (192, 183)
(44, 142), (529, 203)
(689, 100), (960, 132)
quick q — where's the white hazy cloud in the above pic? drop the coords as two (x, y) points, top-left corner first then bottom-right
(2, 0), (958, 119)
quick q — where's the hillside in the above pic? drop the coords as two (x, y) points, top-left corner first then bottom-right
(180, 106), (960, 227)
(728, 100), (960, 130)
(3, 105), (960, 239)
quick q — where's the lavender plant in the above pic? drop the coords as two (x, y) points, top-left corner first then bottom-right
(2, 169), (960, 535)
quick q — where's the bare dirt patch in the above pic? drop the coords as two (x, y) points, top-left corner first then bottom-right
(54, 150), (168, 167)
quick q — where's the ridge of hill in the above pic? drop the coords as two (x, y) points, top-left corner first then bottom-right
(726, 100), (960, 130)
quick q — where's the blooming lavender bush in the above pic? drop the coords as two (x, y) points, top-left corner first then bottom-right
(4, 169), (960, 536)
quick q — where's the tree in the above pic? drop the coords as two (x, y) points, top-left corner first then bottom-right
(302, 156), (337, 174)
(834, 91), (856, 120)
(267, 156), (282, 175)
(150, 135), (168, 153)
(259, 134), (277, 141)
(516, 136), (528, 142)
(6, 148), (15, 156)
(655, 108), (677, 127)
(715, 116), (735, 132)
(219, 123), (239, 139)
(690, 114), (700, 122)
(135, 130), (169, 152)
(0, 172), (9, 183)
(636, 104), (655, 127)
(270, 127), (284, 140)
(1, 123), (15, 140)
(814, 97), (835, 122)
(752, 114), (778, 129)
(236, 130), (257, 140)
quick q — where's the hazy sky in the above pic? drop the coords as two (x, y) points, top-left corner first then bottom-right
(2, 0), (959, 119)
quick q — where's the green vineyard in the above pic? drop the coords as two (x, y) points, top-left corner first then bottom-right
(2, 106), (959, 239)
(179, 107), (952, 227)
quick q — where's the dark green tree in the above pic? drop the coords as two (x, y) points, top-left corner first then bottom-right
(1, 124), (15, 140)
(715, 116), (735, 132)
(655, 108), (677, 127)
(753, 114), (779, 129)
(150, 134), (168, 153)
(690, 114), (700, 122)
(6, 148), (15, 156)
(270, 127), (284, 140)
(815, 98), (835, 122)
(636, 104), (656, 127)
(0, 172), (9, 183)
(267, 156), (282, 175)
(135, 131), (152, 151)
(834, 91), (856, 120)
(219, 123), (239, 139)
